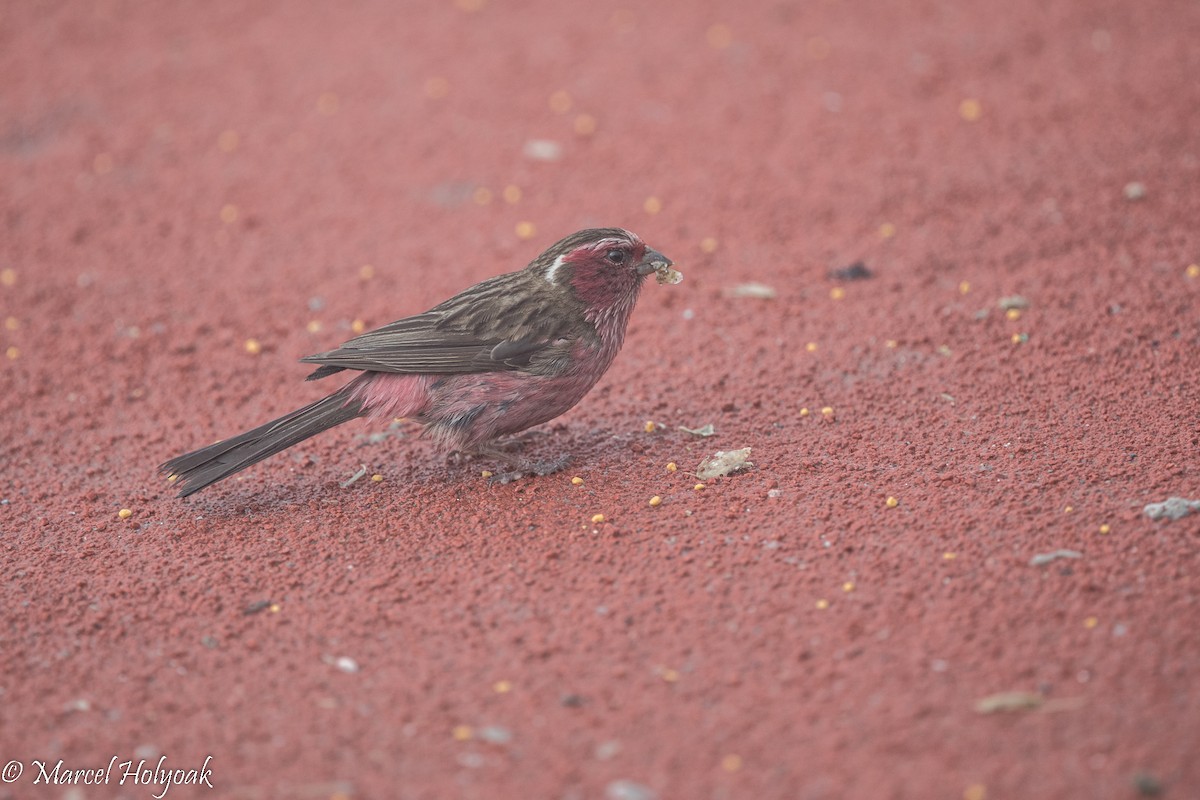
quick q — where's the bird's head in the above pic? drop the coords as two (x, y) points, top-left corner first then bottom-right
(533, 228), (676, 312)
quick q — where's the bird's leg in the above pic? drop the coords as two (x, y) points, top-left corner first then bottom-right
(462, 443), (571, 484)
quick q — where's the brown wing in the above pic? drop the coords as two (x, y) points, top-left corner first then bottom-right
(300, 271), (590, 380)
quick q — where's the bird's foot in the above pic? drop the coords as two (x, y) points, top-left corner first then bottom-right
(487, 455), (572, 485)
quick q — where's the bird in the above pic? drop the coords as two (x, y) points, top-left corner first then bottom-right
(160, 228), (681, 496)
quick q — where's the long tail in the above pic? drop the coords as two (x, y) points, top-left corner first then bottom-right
(160, 388), (365, 497)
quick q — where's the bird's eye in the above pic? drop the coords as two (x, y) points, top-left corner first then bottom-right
(606, 249), (627, 264)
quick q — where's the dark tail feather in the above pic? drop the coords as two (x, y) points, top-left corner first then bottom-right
(160, 389), (365, 497)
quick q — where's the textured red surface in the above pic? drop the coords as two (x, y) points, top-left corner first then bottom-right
(3, 1), (1199, 798)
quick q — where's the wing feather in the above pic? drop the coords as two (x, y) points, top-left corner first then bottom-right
(300, 271), (592, 379)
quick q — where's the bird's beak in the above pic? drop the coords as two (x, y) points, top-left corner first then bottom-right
(636, 248), (673, 276)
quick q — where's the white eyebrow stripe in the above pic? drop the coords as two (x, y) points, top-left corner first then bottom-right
(545, 253), (567, 283)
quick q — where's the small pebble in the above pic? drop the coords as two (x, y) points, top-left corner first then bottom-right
(606, 779), (658, 800)
(477, 725), (512, 744)
(1123, 181), (1146, 200)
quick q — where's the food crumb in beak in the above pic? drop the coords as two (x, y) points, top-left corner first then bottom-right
(655, 264), (683, 285)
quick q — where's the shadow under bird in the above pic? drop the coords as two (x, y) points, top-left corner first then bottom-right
(161, 228), (682, 496)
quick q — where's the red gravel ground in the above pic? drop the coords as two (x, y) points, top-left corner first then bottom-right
(3, 1), (1199, 798)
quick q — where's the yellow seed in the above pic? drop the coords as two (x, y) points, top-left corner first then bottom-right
(5, 317), (18, 331)
(351, 319), (365, 334)
(317, 92), (339, 115)
(821, 406), (834, 417)
(1187, 264), (1200, 279)
(799, 407), (809, 416)
(371, 474), (383, 482)
(0, 268), (15, 286)
(649, 495), (662, 507)
(515, 221), (537, 240)
(359, 264), (375, 281)
(219, 204), (238, 223)
(481, 470), (493, 478)
(959, 98), (983, 121)
(591, 513), (605, 524)
(1006, 308), (1021, 321)
(721, 754), (743, 772)
(805, 36), (831, 60)
(959, 281), (971, 294)
(829, 286), (845, 300)
(118, 508), (132, 519)
(1099, 524), (1110, 535)
(666, 462), (677, 472)
(167, 474), (178, 483)
(963, 785), (987, 800)
(694, 483), (705, 491)
(943, 552), (957, 560)
(1064, 505), (1073, 513)
(661, 668), (680, 682)
(879, 222), (896, 238)
(502, 184), (522, 204)
(805, 342), (818, 352)
(573, 113), (597, 136)
(93, 153), (114, 174)
(217, 129), (239, 152)
(570, 476), (583, 486)
(706, 23), (732, 49)
(243, 338), (261, 355)
(306, 320), (322, 334)
(472, 186), (493, 205)
(5, 346), (18, 360)
(492, 680), (512, 693)
(699, 237), (718, 254)
(886, 496), (898, 508)
(885, 339), (898, 348)
(1084, 616), (1099, 629)
(548, 90), (572, 114)
(424, 77), (449, 99)
(644, 420), (656, 433)
(452, 725), (473, 741)
(269, 603), (281, 613)
(842, 581), (855, 592)
(1011, 333), (1024, 344)
(815, 598), (829, 610)
(643, 196), (662, 215)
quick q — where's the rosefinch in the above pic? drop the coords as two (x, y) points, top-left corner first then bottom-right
(161, 228), (680, 496)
